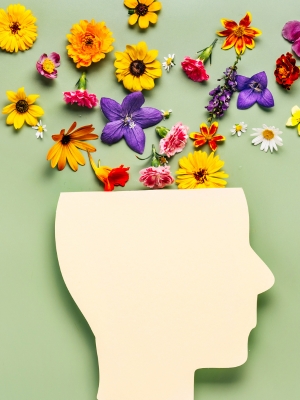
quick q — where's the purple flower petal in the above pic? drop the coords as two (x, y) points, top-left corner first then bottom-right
(236, 75), (250, 91)
(121, 92), (145, 115)
(292, 38), (300, 57)
(123, 124), (145, 154)
(250, 71), (267, 88)
(132, 107), (163, 128)
(237, 89), (258, 109)
(49, 52), (60, 66)
(257, 88), (274, 108)
(282, 20), (300, 42)
(101, 120), (124, 144)
(100, 98), (122, 121)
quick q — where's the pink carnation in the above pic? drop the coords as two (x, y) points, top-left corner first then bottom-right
(181, 56), (209, 82)
(159, 122), (189, 157)
(139, 166), (174, 189)
(63, 89), (99, 108)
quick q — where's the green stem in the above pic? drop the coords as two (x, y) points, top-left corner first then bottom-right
(77, 71), (87, 90)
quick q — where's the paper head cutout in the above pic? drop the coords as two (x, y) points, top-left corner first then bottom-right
(55, 189), (274, 400)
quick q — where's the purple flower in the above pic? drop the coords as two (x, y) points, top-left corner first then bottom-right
(236, 71), (274, 110)
(100, 92), (163, 154)
(282, 21), (300, 57)
(36, 52), (60, 79)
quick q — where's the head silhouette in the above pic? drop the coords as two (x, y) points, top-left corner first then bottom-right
(55, 189), (274, 400)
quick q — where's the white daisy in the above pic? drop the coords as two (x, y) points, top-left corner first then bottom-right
(32, 120), (47, 139)
(161, 109), (172, 120)
(250, 124), (283, 153)
(230, 122), (247, 137)
(162, 54), (175, 72)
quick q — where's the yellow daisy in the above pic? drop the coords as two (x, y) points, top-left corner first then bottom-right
(124, 0), (162, 29)
(176, 151), (229, 189)
(2, 87), (44, 129)
(0, 4), (37, 52)
(114, 41), (162, 91)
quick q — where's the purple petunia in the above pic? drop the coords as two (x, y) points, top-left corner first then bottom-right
(282, 21), (300, 57)
(236, 71), (274, 110)
(100, 92), (163, 154)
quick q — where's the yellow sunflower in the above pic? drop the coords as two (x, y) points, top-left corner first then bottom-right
(124, 0), (162, 29)
(66, 19), (114, 68)
(0, 4), (37, 52)
(176, 151), (229, 189)
(2, 87), (44, 129)
(46, 122), (98, 171)
(114, 41), (162, 91)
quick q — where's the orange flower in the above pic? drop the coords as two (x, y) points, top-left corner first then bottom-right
(66, 19), (114, 68)
(88, 153), (130, 191)
(47, 122), (98, 171)
(217, 12), (261, 55)
(189, 122), (225, 152)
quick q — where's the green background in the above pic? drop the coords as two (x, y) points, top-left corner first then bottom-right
(0, 0), (299, 398)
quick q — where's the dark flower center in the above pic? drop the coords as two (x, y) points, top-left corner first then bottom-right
(61, 135), (71, 145)
(194, 168), (208, 184)
(130, 60), (146, 77)
(16, 100), (29, 113)
(135, 3), (148, 16)
(83, 34), (95, 46)
(249, 81), (262, 92)
(10, 22), (21, 35)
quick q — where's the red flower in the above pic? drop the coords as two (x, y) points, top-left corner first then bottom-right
(274, 52), (300, 90)
(181, 56), (209, 82)
(189, 122), (225, 152)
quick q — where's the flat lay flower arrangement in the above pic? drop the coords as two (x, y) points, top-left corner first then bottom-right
(1, 3), (299, 191)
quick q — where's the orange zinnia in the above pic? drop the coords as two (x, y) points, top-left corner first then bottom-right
(189, 122), (225, 152)
(66, 19), (114, 68)
(47, 122), (98, 171)
(217, 12), (261, 55)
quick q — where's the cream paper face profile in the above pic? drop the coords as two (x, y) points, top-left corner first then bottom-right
(55, 189), (274, 400)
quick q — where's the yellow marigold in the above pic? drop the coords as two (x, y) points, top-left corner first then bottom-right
(2, 87), (44, 129)
(0, 4), (37, 52)
(66, 19), (114, 68)
(114, 41), (162, 91)
(176, 151), (228, 189)
(124, 0), (162, 29)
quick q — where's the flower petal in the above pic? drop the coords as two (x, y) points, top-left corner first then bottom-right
(257, 88), (274, 108)
(28, 105), (44, 117)
(147, 12), (158, 24)
(139, 73), (155, 90)
(221, 33), (237, 50)
(235, 37), (246, 54)
(236, 75), (250, 90)
(220, 18), (238, 30)
(57, 146), (67, 171)
(132, 107), (163, 128)
(128, 13), (139, 25)
(123, 124), (145, 154)
(101, 120), (125, 145)
(16, 87), (26, 100)
(24, 112), (37, 126)
(121, 91), (145, 114)
(100, 97), (122, 121)
(209, 121), (218, 136)
(138, 15), (150, 29)
(27, 94), (40, 105)
(6, 109), (17, 125)
(251, 71), (268, 88)
(143, 49), (158, 64)
(237, 89), (258, 109)
(136, 41), (147, 60)
(6, 91), (18, 103)
(286, 117), (297, 126)
(2, 103), (16, 114)
(239, 12), (252, 27)
(282, 20), (300, 42)
(124, 0), (138, 7)
(14, 113), (25, 129)
(148, 1), (162, 11)
(291, 38), (300, 57)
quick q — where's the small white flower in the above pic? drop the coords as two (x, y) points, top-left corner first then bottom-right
(230, 122), (247, 137)
(32, 120), (47, 139)
(250, 124), (283, 153)
(161, 109), (172, 120)
(162, 54), (175, 72)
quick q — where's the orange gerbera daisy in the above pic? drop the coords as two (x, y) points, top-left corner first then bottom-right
(47, 122), (98, 171)
(124, 0), (162, 29)
(190, 122), (225, 152)
(217, 12), (261, 55)
(66, 19), (114, 68)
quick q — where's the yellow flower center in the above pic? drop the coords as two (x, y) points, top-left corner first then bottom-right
(38, 126), (44, 132)
(166, 57), (172, 66)
(9, 21), (21, 35)
(42, 59), (55, 74)
(236, 124), (242, 131)
(16, 99), (29, 114)
(194, 168), (208, 184)
(130, 60), (146, 77)
(262, 129), (274, 140)
(234, 26), (245, 37)
(135, 3), (148, 16)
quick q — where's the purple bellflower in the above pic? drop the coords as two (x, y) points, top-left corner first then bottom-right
(236, 71), (274, 110)
(100, 92), (163, 154)
(282, 20), (300, 57)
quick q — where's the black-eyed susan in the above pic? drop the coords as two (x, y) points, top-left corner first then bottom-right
(2, 87), (44, 129)
(124, 0), (161, 29)
(114, 41), (162, 91)
(176, 151), (228, 189)
(46, 122), (98, 171)
(0, 4), (37, 52)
